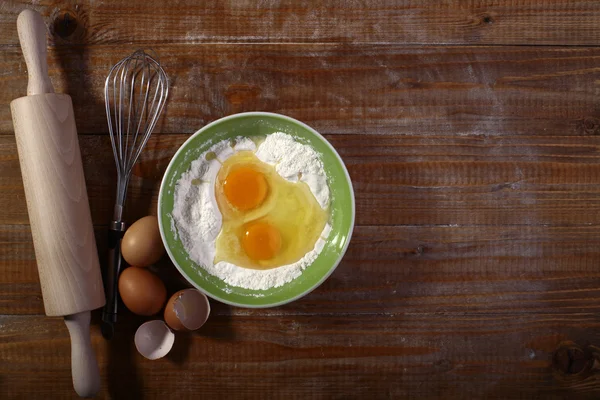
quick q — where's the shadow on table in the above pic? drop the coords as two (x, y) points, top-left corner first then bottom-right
(107, 315), (144, 399)
(50, 8), (236, 388)
(51, 12), (146, 398)
(165, 302), (237, 365)
(199, 303), (237, 341)
(89, 310), (143, 398)
(164, 296), (238, 365)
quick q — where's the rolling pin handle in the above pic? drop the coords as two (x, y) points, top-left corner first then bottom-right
(17, 9), (54, 95)
(64, 311), (101, 398)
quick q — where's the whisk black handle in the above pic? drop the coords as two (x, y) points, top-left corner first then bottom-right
(101, 221), (126, 340)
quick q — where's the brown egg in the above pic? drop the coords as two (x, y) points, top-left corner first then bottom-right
(164, 289), (211, 331)
(121, 215), (165, 267)
(118, 267), (167, 316)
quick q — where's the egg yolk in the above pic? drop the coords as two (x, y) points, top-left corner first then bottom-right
(242, 221), (282, 261)
(214, 151), (328, 270)
(223, 166), (268, 211)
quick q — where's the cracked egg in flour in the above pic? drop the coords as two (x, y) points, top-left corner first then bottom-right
(162, 113), (355, 306)
(214, 150), (328, 270)
(169, 130), (335, 292)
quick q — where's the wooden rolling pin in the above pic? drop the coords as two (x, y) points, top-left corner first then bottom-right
(10, 9), (105, 398)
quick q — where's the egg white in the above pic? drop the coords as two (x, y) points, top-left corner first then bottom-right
(172, 134), (331, 291)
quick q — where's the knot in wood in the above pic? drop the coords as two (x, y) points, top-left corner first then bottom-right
(433, 359), (453, 372)
(53, 11), (78, 39)
(577, 117), (600, 135)
(50, 7), (88, 44)
(415, 245), (425, 255)
(481, 14), (494, 24)
(553, 344), (592, 376)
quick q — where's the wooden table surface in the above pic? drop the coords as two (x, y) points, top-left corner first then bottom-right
(2, 1), (600, 398)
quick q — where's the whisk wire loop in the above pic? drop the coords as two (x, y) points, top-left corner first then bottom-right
(104, 49), (168, 221)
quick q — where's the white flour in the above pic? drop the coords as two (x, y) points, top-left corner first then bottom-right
(172, 132), (330, 291)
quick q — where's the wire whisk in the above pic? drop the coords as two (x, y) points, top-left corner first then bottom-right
(106, 49), (168, 221)
(101, 49), (168, 339)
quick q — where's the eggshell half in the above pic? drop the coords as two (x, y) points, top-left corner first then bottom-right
(164, 289), (211, 331)
(134, 320), (175, 360)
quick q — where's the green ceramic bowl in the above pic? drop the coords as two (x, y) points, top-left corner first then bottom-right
(158, 112), (355, 307)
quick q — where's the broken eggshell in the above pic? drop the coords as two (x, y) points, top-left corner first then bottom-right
(134, 320), (175, 360)
(164, 289), (211, 331)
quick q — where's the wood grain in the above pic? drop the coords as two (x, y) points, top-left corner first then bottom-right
(1, 314), (600, 399)
(10, 8), (104, 319)
(2, 223), (600, 316)
(2, 0), (600, 398)
(2, 45), (600, 136)
(1, 1), (600, 46)
(11, 94), (105, 317)
(63, 311), (101, 397)
(15, 9), (54, 96)
(3, 134), (600, 227)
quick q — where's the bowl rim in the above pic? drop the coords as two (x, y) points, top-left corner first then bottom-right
(157, 111), (356, 308)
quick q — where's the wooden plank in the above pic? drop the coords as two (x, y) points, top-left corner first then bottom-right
(2, 45), (600, 136)
(2, 224), (600, 316)
(1, 2), (599, 398)
(4, 133), (600, 226)
(2, 1), (600, 46)
(1, 313), (599, 399)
